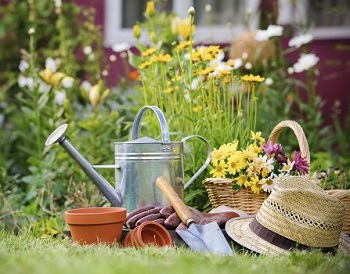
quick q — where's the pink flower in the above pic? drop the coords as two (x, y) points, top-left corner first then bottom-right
(262, 141), (282, 156)
(293, 151), (310, 175)
(262, 141), (287, 164)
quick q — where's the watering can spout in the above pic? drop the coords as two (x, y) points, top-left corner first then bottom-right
(45, 124), (123, 207)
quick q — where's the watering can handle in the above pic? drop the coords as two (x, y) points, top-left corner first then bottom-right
(131, 105), (171, 143)
(182, 135), (212, 190)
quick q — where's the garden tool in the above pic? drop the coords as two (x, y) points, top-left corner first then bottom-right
(45, 105), (211, 212)
(156, 176), (233, 255)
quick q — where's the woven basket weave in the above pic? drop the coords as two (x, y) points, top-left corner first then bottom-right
(203, 120), (310, 215)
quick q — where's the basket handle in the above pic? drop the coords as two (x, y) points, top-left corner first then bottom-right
(268, 120), (310, 171)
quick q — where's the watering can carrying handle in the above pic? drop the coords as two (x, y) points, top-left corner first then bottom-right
(182, 135), (212, 190)
(131, 105), (171, 143)
(131, 105), (212, 189)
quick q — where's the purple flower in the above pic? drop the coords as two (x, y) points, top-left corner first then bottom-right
(293, 151), (310, 175)
(275, 152), (288, 164)
(262, 141), (287, 164)
(262, 141), (283, 156)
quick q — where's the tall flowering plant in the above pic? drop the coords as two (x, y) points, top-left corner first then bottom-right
(128, 2), (265, 150)
(209, 131), (310, 194)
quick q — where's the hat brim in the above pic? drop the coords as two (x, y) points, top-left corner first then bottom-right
(225, 216), (290, 255)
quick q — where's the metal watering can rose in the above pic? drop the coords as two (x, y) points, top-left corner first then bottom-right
(45, 105), (211, 212)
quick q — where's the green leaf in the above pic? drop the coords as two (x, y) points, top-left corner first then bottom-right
(127, 50), (141, 68)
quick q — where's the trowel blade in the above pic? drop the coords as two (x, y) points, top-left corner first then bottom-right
(177, 222), (232, 255)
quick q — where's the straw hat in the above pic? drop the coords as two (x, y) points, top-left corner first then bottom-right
(225, 176), (345, 255)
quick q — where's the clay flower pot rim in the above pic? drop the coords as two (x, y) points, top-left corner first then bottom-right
(123, 221), (173, 248)
(65, 207), (126, 225)
(65, 207), (127, 245)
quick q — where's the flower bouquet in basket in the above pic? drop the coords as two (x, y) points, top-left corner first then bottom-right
(203, 120), (311, 214)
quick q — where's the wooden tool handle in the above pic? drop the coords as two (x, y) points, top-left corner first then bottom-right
(156, 176), (195, 227)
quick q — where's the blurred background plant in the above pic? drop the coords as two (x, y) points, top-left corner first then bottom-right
(0, 0), (131, 234)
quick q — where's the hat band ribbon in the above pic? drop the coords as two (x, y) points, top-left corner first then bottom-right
(249, 218), (337, 253)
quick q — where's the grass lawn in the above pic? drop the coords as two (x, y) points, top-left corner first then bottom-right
(0, 230), (349, 274)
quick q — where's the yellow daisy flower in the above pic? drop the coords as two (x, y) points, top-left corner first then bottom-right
(241, 74), (265, 83)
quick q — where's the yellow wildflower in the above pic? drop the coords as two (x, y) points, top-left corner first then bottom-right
(251, 131), (265, 145)
(209, 160), (228, 178)
(261, 167), (270, 178)
(133, 24), (141, 39)
(249, 176), (262, 194)
(206, 45), (221, 55)
(223, 77), (231, 84)
(138, 60), (152, 70)
(151, 53), (172, 63)
(142, 47), (156, 57)
(176, 40), (194, 50)
(241, 74), (265, 83)
(145, 1), (155, 16)
(164, 87), (173, 94)
(225, 59), (235, 67)
(89, 84), (100, 108)
(235, 174), (250, 188)
(210, 147), (225, 162)
(226, 155), (241, 176)
(247, 143), (261, 154)
(173, 75), (182, 82)
(39, 67), (65, 86)
(193, 104), (205, 112)
(217, 70), (231, 76)
(197, 65), (217, 76)
(171, 17), (194, 39)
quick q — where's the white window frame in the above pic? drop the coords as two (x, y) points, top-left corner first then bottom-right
(278, 0), (350, 40)
(104, 0), (350, 47)
(104, 0), (258, 47)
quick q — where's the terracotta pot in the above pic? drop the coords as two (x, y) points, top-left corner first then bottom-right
(65, 207), (126, 245)
(123, 221), (173, 248)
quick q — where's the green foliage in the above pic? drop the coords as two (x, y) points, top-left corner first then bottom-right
(0, 0), (131, 232)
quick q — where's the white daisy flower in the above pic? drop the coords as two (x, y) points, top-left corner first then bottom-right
(232, 58), (243, 70)
(288, 33), (313, 48)
(265, 77), (273, 86)
(260, 176), (276, 193)
(61, 76), (74, 88)
(111, 42), (130, 53)
(19, 60), (29, 72)
(83, 46), (92, 55)
(54, 90), (66, 105)
(279, 159), (295, 173)
(293, 54), (319, 73)
(45, 57), (58, 72)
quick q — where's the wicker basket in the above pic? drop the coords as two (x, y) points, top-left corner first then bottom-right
(202, 177), (269, 214)
(326, 189), (350, 235)
(203, 120), (310, 215)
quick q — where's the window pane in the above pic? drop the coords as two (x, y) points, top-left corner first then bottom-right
(307, 0), (350, 27)
(193, 0), (245, 25)
(122, 0), (173, 28)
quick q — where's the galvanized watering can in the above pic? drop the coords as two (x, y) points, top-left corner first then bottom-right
(45, 105), (211, 212)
